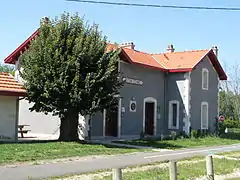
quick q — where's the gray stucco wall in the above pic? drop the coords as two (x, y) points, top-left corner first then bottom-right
(90, 55), (219, 137)
(166, 73), (186, 133)
(90, 61), (166, 137)
(91, 112), (104, 136)
(18, 99), (60, 134)
(190, 56), (219, 132)
(120, 62), (165, 136)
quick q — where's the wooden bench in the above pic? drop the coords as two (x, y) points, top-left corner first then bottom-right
(18, 125), (31, 138)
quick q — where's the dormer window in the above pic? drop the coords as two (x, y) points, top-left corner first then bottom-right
(202, 68), (209, 90)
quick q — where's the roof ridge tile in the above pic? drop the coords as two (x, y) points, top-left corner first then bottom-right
(151, 49), (209, 55)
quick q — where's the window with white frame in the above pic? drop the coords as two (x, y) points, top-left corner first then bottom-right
(168, 100), (179, 129)
(202, 68), (209, 90)
(201, 102), (208, 129)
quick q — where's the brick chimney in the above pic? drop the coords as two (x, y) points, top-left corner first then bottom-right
(212, 45), (218, 58)
(166, 44), (175, 53)
(119, 42), (135, 50)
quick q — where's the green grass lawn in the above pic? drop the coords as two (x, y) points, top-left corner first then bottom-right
(113, 136), (240, 149)
(98, 158), (240, 180)
(0, 141), (147, 165)
(0, 136), (239, 165)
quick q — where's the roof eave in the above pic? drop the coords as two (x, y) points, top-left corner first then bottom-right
(0, 91), (27, 97)
(190, 49), (228, 81)
(121, 49), (167, 72)
(207, 49), (228, 80)
(4, 29), (39, 64)
(168, 68), (192, 73)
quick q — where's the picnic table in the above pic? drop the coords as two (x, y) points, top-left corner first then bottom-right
(18, 125), (31, 138)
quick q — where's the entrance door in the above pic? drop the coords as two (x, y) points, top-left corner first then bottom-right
(105, 106), (118, 137)
(145, 102), (154, 135)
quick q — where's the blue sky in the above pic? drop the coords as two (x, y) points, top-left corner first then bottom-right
(1, 0), (240, 68)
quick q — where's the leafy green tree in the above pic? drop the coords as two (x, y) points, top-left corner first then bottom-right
(219, 91), (236, 119)
(20, 12), (123, 141)
(0, 63), (14, 75)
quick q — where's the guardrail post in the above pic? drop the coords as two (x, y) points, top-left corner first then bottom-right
(206, 155), (214, 180)
(112, 168), (122, 180)
(169, 161), (177, 180)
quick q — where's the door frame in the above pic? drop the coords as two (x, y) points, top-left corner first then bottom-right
(103, 97), (122, 138)
(143, 97), (157, 136)
(168, 100), (180, 129)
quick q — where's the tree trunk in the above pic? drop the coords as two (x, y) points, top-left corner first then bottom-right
(58, 109), (79, 142)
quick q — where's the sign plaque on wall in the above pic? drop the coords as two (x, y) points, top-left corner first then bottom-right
(129, 100), (137, 112)
(123, 77), (143, 86)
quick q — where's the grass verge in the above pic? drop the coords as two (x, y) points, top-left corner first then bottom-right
(0, 141), (148, 165)
(45, 156), (204, 180)
(96, 158), (239, 180)
(113, 136), (240, 149)
(219, 151), (240, 158)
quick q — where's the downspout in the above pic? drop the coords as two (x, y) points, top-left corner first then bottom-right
(164, 71), (168, 135)
(217, 78), (220, 117)
(15, 97), (20, 142)
(117, 56), (122, 138)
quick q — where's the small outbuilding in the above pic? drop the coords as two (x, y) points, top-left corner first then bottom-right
(0, 72), (26, 142)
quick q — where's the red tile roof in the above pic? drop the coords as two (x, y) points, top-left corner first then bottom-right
(121, 48), (227, 80)
(152, 50), (209, 70)
(122, 48), (166, 70)
(0, 73), (26, 97)
(4, 29), (227, 80)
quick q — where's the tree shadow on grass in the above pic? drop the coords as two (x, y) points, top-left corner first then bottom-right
(111, 139), (184, 149)
(0, 139), (148, 153)
(0, 138), (184, 150)
(96, 143), (142, 150)
(0, 139), (59, 145)
(0, 138), (97, 144)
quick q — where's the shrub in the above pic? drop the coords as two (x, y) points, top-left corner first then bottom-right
(200, 129), (210, 137)
(178, 131), (188, 139)
(222, 119), (240, 128)
(218, 119), (240, 133)
(191, 130), (199, 138)
(216, 119), (240, 138)
(162, 135), (172, 141)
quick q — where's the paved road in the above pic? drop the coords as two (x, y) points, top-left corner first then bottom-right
(0, 144), (240, 180)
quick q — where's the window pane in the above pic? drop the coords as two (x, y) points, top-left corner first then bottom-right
(201, 104), (208, 129)
(172, 103), (177, 127)
(203, 71), (208, 89)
